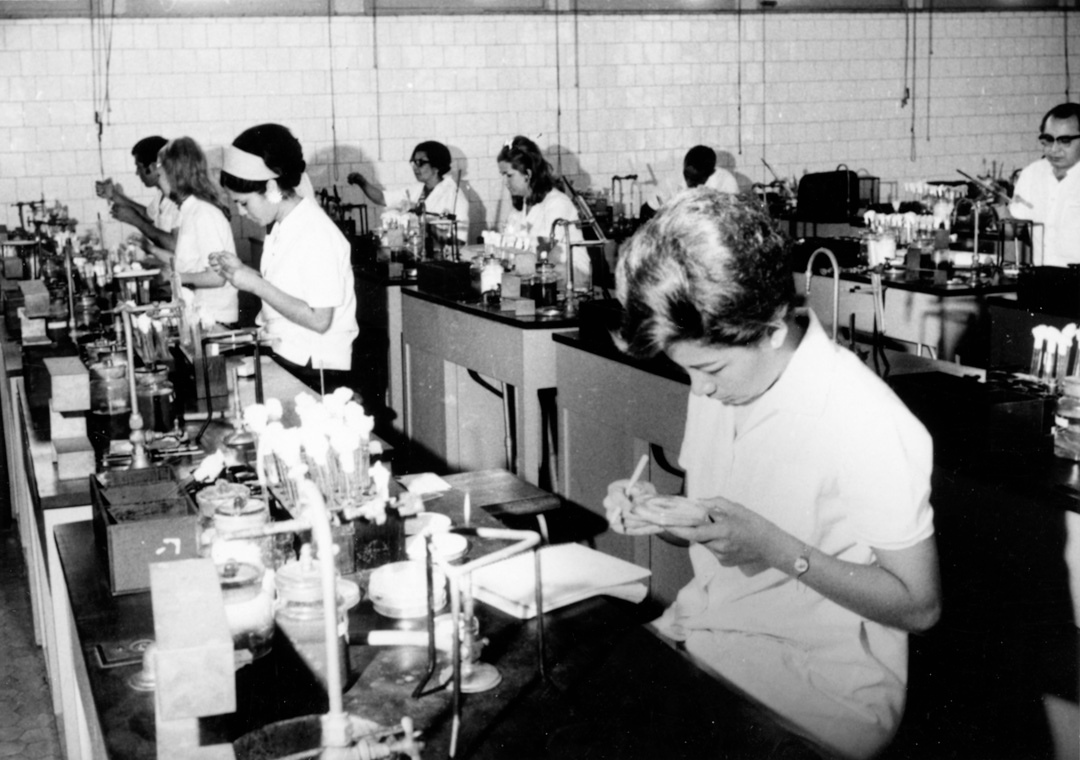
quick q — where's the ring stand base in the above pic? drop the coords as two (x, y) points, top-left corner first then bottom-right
(440, 662), (503, 693)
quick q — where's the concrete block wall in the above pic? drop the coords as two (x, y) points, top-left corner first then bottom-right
(0, 11), (1076, 243)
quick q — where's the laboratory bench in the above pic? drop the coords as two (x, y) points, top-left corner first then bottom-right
(50, 469), (822, 760)
(400, 286), (577, 491)
(797, 265), (1018, 367)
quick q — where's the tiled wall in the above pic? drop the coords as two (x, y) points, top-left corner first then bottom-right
(0, 11), (1076, 242)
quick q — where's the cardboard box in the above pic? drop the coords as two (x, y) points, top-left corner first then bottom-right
(18, 308), (47, 343)
(18, 279), (49, 317)
(54, 436), (95, 480)
(150, 559), (235, 721)
(49, 400), (87, 438)
(44, 356), (90, 412)
(91, 467), (201, 595)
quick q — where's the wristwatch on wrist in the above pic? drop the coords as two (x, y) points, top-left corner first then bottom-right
(793, 544), (813, 578)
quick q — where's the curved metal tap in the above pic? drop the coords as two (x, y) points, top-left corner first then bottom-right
(805, 247), (840, 343)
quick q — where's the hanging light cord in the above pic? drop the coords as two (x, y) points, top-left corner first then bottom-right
(90, 0), (116, 176)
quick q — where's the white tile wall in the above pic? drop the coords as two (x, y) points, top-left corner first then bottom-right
(0, 11), (1076, 242)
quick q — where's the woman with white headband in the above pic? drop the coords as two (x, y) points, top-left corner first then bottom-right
(211, 123), (358, 394)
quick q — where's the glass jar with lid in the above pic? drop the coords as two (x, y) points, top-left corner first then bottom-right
(533, 254), (559, 309)
(275, 546), (353, 691)
(218, 560), (274, 659)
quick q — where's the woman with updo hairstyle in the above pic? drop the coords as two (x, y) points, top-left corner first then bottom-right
(347, 139), (470, 245)
(156, 136), (238, 327)
(497, 136), (587, 286)
(605, 190), (941, 760)
(212, 123), (358, 394)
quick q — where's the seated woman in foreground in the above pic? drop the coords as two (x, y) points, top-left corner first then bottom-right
(604, 189), (942, 760)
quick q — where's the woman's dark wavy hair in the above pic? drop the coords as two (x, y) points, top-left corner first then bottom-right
(412, 141), (452, 178)
(158, 137), (231, 220)
(220, 123), (306, 197)
(496, 136), (557, 211)
(614, 188), (796, 359)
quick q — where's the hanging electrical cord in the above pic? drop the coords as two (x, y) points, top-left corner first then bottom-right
(736, 0), (743, 156)
(372, 2), (383, 161)
(761, 13), (767, 174)
(909, 10), (918, 162)
(1065, 9), (1072, 101)
(325, 0), (340, 182)
(572, 3), (583, 159)
(553, 0), (563, 178)
(90, 0), (116, 176)
(900, 7), (910, 108)
(926, 0), (934, 143)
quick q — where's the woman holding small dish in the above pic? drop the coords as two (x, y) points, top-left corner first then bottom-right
(604, 190), (941, 760)
(211, 123), (358, 394)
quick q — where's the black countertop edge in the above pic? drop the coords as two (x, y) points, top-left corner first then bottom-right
(806, 269), (1018, 298)
(402, 286), (580, 330)
(552, 331), (690, 386)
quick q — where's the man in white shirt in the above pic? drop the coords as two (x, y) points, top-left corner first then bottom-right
(95, 135), (180, 251)
(1010, 103), (1080, 267)
(1011, 101), (1080, 759)
(643, 145), (739, 216)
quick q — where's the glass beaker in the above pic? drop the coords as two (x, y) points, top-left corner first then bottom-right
(134, 364), (175, 434)
(89, 361), (130, 415)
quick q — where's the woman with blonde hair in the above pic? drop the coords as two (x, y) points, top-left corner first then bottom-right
(157, 136), (238, 326)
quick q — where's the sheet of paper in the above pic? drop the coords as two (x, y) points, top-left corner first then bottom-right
(472, 543), (651, 619)
(398, 472), (453, 496)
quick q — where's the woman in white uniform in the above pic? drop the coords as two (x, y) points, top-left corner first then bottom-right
(211, 123), (358, 395)
(604, 190), (942, 760)
(497, 135), (587, 287)
(156, 137), (238, 327)
(348, 140), (470, 248)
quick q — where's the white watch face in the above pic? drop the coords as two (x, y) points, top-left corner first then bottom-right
(794, 556), (810, 575)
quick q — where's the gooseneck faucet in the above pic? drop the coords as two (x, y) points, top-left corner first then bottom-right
(805, 247), (840, 343)
(549, 217), (584, 317)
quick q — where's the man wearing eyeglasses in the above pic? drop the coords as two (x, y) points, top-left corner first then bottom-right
(1010, 102), (1080, 267)
(94, 135), (179, 252)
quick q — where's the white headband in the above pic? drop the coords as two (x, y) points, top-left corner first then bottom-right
(223, 145), (278, 182)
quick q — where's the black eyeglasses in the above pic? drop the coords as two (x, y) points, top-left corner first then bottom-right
(1039, 133), (1080, 148)
(409, 158), (430, 167)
